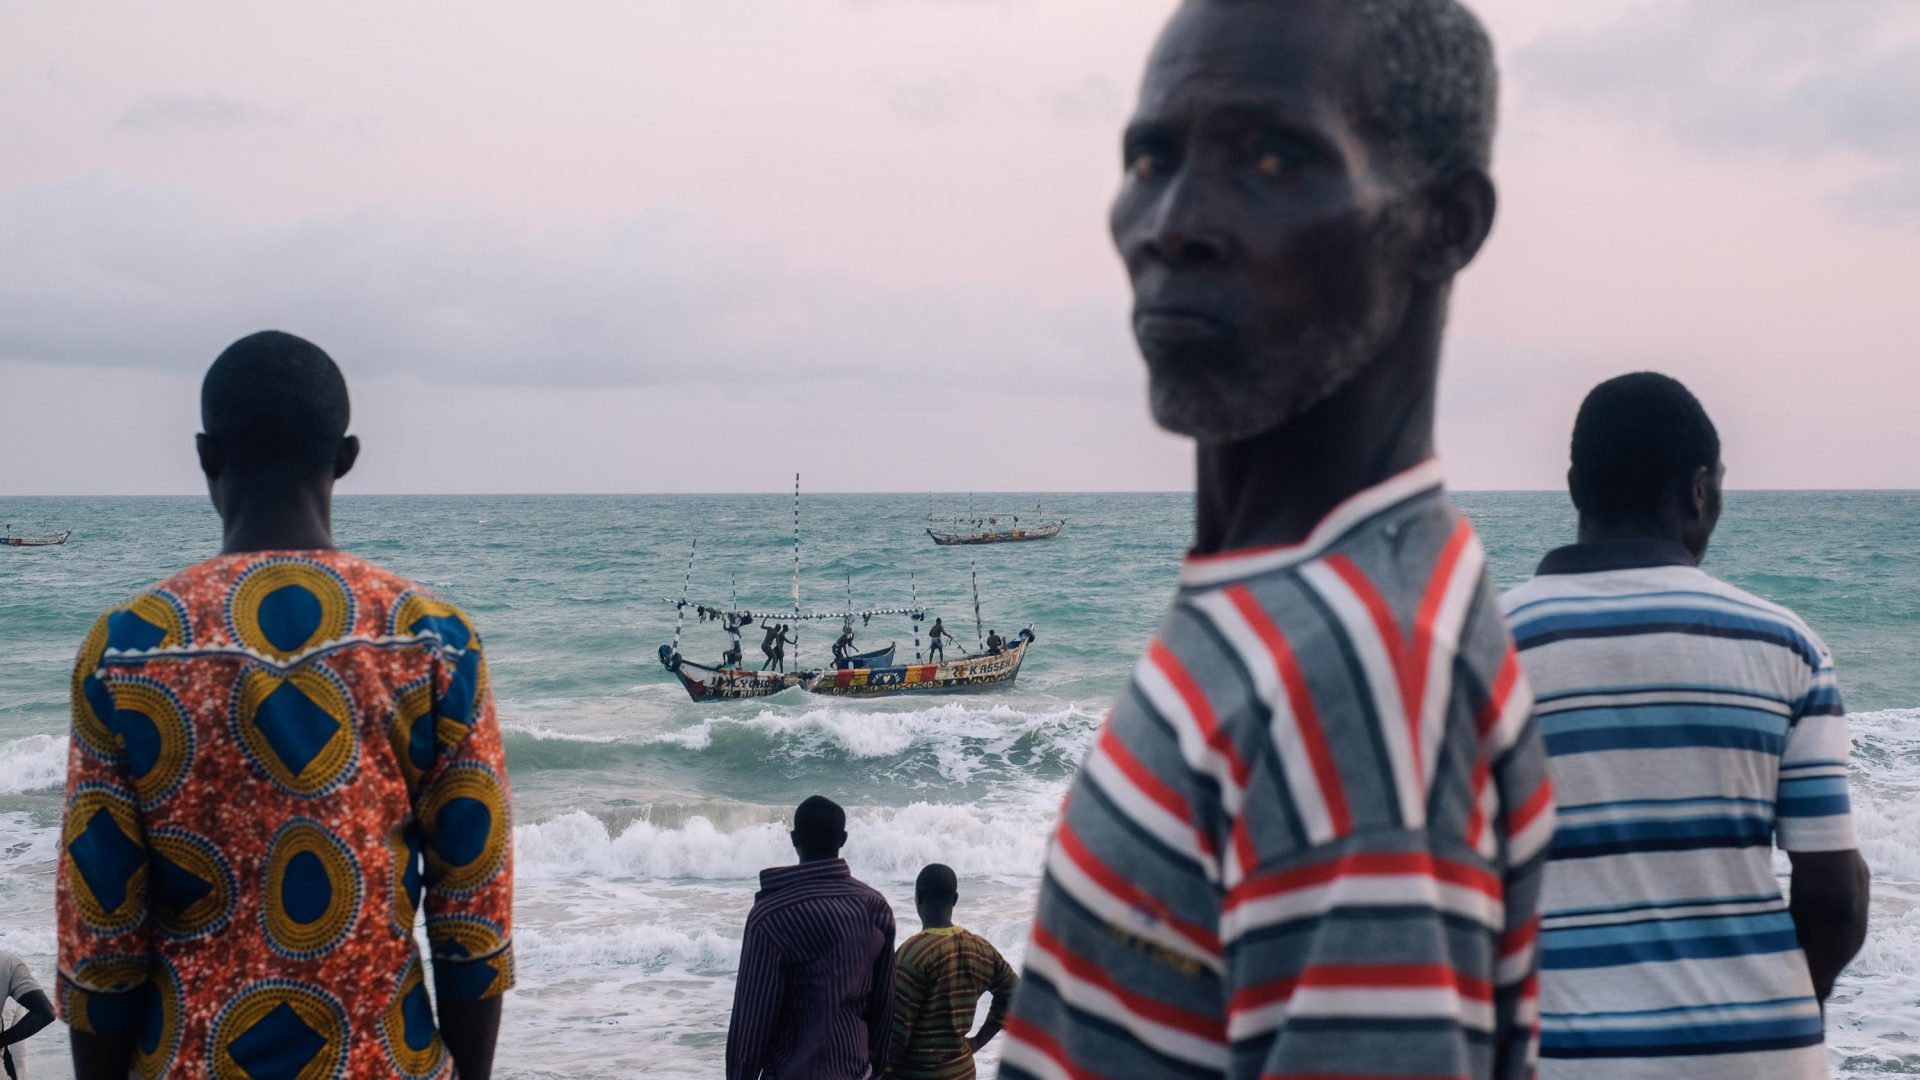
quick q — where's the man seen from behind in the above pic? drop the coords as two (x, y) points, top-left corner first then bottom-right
(1504, 374), (1869, 1078)
(1000, 1), (1556, 1077)
(58, 331), (514, 1079)
(884, 865), (1016, 1080)
(728, 795), (897, 1080)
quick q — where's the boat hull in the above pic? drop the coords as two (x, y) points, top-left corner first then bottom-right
(803, 634), (1032, 697)
(659, 643), (898, 702)
(4, 530), (71, 547)
(927, 521), (1062, 546)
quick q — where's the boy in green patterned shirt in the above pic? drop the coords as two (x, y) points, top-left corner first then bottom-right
(885, 866), (1017, 1080)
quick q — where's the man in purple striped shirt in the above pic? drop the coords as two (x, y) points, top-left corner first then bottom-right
(728, 796), (898, 1080)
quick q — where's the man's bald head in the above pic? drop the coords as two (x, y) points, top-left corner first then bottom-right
(201, 331), (351, 474)
(1185, 0), (1498, 179)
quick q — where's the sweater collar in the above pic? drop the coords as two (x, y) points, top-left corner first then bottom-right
(759, 858), (851, 892)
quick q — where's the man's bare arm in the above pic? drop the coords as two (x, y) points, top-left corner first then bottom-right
(0, 989), (53, 1047)
(439, 996), (504, 1080)
(1788, 849), (1870, 1003)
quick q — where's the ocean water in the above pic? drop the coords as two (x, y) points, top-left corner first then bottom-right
(2, 490), (1916, 1078)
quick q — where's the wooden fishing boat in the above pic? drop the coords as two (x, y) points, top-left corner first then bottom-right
(804, 629), (1034, 697)
(658, 642), (898, 703)
(2, 529), (71, 547)
(927, 520), (1062, 545)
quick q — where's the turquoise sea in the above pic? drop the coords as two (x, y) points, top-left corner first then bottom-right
(2, 491), (1917, 1077)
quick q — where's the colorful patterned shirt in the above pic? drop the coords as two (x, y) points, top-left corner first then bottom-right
(1504, 541), (1857, 1079)
(1000, 462), (1556, 1080)
(56, 550), (514, 1080)
(885, 926), (1016, 1080)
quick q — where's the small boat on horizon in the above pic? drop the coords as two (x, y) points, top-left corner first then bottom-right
(926, 520), (1063, 545)
(925, 495), (1064, 545)
(3, 528), (72, 547)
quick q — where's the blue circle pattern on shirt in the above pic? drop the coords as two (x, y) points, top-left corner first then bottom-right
(379, 955), (447, 1079)
(149, 826), (237, 941)
(110, 590), (194, 654)
(134, 954), (183, 1080)
(388, 675), (439, 791)
(425, 913), (513, 1003)
(71, 613), (120, 761)
(63, 781), (149, 934)
(261, 818), (363, 962)
(226, 559), (356, 662)
(61, 953), (152, 1037)
(387, 591), (486, 744)
(419, 759), (509, 898)
(230, 661), (360, 798)
(106, 675), (195, 807)
(207, 979), (348, 1080)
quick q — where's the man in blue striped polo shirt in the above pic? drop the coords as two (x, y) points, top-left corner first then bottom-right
(1504, 373), (1870, 1078)
(1001, 1), (1557, 1077)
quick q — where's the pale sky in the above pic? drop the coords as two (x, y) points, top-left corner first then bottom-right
(2, 0), (1916, 495)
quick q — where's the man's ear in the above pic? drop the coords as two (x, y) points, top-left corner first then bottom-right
(334, 435), (360, 481)
(196, 433), (222, 480)
(1688, 464), (1714, 521)
(1416, 168), (1497, 283)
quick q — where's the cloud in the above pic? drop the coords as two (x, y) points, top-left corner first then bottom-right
(0, 182), (1130, 392)
(117, 93), (292, 133)
(1517, 0), (1920, 216)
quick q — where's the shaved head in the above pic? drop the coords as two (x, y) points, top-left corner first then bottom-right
(201, 331), (351, 473)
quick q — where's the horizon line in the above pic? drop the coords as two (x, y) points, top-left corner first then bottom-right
(5, 486), (1920, 498)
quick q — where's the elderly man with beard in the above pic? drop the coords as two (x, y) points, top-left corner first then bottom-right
(999, 2), (1555, 1078)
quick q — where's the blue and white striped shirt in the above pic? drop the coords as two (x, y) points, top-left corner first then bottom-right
(1504, 540), (1857, 1080)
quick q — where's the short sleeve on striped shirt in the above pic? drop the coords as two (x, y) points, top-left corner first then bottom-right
(1775, 643), (1857, 852)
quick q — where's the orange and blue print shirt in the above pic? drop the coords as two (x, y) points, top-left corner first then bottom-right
(56, 550), (514, 1079)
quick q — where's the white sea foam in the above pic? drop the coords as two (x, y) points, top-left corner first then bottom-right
(516, 799), (1054, 886)
(517, 923), (741, 973)
(0, 734), (66, 793)
(655, 700), (1101, 781)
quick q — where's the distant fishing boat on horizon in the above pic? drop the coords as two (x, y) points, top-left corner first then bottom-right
(924, 493), (1064, 546)
(3, 527), (72, 547)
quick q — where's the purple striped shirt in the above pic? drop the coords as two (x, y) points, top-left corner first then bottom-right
(728, 858), (898, 1080)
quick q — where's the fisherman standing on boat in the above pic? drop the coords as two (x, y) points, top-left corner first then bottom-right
(772, 624), (797, 672)
(833, 623), (858, 670)
(761, 622), (798, 672)
(984, 630), (1004, 656)
(928, 618), (952, 662)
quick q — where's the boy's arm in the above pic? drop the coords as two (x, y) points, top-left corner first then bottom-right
(969, 944), (1018, 1052)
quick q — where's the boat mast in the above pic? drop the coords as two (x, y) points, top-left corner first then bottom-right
(971, 559), (984, 650)
(672, 539), (696, 659)
(729, 575), (741, 665)
(792, 473), (802, 665)
(911, 572), (921, 661)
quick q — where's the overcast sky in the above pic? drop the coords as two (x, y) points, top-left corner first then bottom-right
(2, 0), (1916, 495)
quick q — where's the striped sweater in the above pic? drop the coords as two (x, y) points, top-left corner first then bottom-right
(1504, 541), (1857, 1079)
(1001, 462), (1556, 1080)
(727, 859), (897, 1080)
(885, 926), (1016, 1080)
